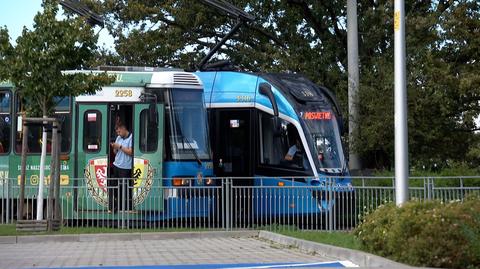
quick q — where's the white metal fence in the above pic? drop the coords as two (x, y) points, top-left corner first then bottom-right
(1, 177), (479, 231)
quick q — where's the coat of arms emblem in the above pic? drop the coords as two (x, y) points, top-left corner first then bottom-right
(84, 157), (154, 208)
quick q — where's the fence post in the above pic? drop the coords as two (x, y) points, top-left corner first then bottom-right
(6, 179), (10, 224)
(460, 177), (464, 201)
(225, 178), (231, 231)
(221, 178), (225, 229)
(328, 177), (334, 232)
(426, 177), (433, 201)
(121, 177), (126, 229)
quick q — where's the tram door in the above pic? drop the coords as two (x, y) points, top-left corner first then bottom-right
(76, 104), (108, 211)
(212, 109), (254, 181)
(132, 103), (164, 211)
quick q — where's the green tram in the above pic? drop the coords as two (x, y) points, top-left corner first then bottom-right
(0, 68), (214, 221)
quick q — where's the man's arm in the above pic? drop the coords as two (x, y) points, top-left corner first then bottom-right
(111, 136), (120, 154)
(121, 134), (133, 156)
(120, 146), (133, 156)
(284, 145), (297, 161)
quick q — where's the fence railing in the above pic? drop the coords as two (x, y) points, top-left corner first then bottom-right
(1, 176), (479, 231)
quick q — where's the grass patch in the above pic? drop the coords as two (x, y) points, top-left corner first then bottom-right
(0, 224), (16, 236)
(0, 224), (216, 236)
(272, 228), (361, 250)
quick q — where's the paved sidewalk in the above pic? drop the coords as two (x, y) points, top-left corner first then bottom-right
(0, 236), (340, 269)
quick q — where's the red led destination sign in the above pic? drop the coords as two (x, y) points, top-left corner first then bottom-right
(303, 112), (332, 120)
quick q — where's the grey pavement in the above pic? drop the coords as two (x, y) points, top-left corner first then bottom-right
(0, 235), (342, 269)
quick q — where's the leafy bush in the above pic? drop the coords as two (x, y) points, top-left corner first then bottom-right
(354, 196), (480, 269)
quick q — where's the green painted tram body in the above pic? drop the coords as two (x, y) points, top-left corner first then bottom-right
(0, 70), (212, 220)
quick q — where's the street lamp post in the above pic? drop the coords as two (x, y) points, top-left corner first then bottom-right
(394, 0), (409, 206)
(347, 0), (361, 173)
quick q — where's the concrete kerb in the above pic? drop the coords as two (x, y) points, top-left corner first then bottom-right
(140, 230), (258, 240)
(258, 231), (414, 268)
(0, 230), (259, 244)
(0, 236), (16, 244)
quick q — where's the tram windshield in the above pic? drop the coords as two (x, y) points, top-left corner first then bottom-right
(168, 89), (211, 161)
(300, 110), (345, 171)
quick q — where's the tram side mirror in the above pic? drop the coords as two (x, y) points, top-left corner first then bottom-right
(273, 118), (285, 137)
(149, 103), (158, 126)
(259, 83), (279, 117)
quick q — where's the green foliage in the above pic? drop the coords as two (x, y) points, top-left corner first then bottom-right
(0, 0), (113, 117)
(355, 196), (480, 269)
(355, 0), (480, 169)
(372, 162), (480, 187)
(83, 0), (480, 169)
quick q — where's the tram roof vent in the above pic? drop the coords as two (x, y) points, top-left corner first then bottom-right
(96, 66), (183, 72)
(173, 73), (201, 86)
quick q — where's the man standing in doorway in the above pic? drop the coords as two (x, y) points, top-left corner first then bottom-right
(109, 123), (133, 212)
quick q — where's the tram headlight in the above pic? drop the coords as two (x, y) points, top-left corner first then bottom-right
(173, 178), (190, 186)
(206, 178), (215, 185)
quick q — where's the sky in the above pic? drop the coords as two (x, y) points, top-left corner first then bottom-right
(0, 0), (114, 49)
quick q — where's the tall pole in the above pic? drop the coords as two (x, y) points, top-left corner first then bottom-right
(18, 122), (29, 220)
(347, 0), (361, 172)
(394, 0), (409, 205)
(47, 120), (57, 230)
(37, 116), (48, 220)
(54, 122), (62, 223)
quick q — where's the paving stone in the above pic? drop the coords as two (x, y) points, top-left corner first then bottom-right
(0, 236), (334, 269)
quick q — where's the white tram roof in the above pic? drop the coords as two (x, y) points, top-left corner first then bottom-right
(67, 70), (203, 103)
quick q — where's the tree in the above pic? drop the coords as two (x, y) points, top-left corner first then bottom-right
(355, 0), (480, 169)
(0, 0), (113, 219)
(86, 0), (480, 171)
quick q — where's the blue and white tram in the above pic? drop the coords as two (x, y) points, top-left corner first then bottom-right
(197, 71), (352, 217)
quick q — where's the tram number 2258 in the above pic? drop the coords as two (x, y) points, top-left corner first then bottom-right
(115, 89), (133, 97)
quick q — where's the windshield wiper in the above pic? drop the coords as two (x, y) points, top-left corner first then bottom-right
(183, 136), (202, 166)
(174, 116), (202, 166)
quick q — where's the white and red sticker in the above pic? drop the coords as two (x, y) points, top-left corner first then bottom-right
(87, 113), (97, 122)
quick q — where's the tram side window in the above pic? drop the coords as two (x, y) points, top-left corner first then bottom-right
(0, 91), (11, 154)
(54, 97), (71, 153)
(139, 109), (158, 153)
(15, 123), (44, 154)
(14, 96), (71, 154)
(83, 110), (102, 152)
(258, 112), (309, 171)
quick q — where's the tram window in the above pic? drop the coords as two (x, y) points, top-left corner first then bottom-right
(0, 91), (10, 113)
(0, 91), (11, 154)
(15, 123), (44, 154)
(54, 96), (71, 111)
(139, 109), (158, 153)
(13, 95), (71, 154)
(83, 110), (102, 153)
(55, 97), (71, 153)
(55, 113), (71, 153)
(258, 112), (310, 171)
